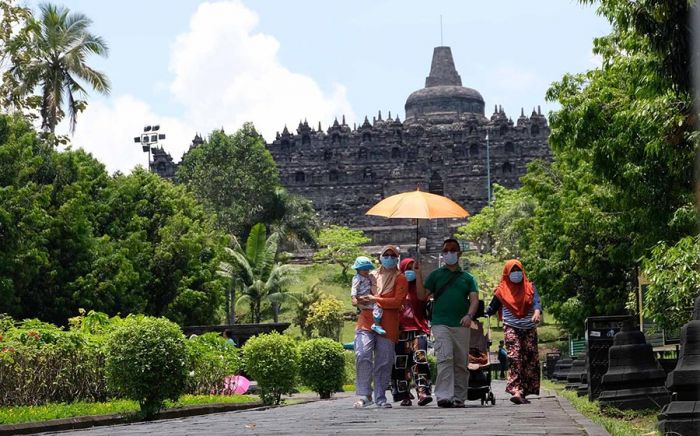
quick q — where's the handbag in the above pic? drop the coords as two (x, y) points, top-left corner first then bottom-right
(424, 271), (461, 321)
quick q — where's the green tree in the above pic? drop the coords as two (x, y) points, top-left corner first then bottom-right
(264, 187), (319, 250)
(4, 3), (110, 133)
(313, 225), (370, 279)
(307, 296), (344, 341)
(177, 124), (279, 237)
(218, 223), (295, 323)
(642, 235), (700, 332)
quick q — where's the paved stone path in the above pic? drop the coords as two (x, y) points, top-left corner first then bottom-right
(55, 381), (608, 435)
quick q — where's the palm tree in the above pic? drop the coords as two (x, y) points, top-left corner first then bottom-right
(9, 3), (110, 134)
(265, 187), (320, 250)
(218, 223), (296, 323)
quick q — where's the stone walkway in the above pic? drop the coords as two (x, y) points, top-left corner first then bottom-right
(54, 381), (608, 435)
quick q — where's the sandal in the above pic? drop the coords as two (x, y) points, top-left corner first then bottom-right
(437, 399), (453, 408)
(353, 397), (373, 408)
(376, 401), (392, 409)
(417, 393), (433, 406)
(400, 399), (412, 407)
(509, 395), (524, 405)
(452, 399), (466, 408)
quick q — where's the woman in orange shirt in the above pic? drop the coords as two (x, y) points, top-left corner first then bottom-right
(352, 245), (408, 408)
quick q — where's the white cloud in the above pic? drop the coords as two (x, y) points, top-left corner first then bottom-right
(66, 0), (354, 173)
(66, 95), (191, 174)
(169, 0), (353, 141)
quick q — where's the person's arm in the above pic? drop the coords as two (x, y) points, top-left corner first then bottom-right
(373, 275), (408, 309)
(460, 277), (480, 327)
(484, 295), (501, 317)
(352, 296), (359, 307)
(415, 263), (431, 301)
(532, 284), (542, 324)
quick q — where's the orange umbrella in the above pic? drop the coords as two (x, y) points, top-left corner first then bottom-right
(366, 188), (469, 253)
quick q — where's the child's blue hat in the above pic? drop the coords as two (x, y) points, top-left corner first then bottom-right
(352, 256), (375, 270)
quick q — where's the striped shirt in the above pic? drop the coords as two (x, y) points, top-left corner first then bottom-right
(485, 285), (542, 330)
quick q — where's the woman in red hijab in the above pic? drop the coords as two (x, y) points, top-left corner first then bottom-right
(485, 259), (542, 404)
(389, 257), (433, 406)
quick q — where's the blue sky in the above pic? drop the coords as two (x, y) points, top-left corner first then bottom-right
(44, 0), (610, 172)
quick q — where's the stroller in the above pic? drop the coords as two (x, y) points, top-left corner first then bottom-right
(466, 301), (496, 405)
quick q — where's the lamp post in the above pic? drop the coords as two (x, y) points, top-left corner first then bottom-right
(486, 127), (492, 203)
(133, 125), (166, 171)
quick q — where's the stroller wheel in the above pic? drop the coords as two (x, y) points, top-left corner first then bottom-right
(480, 398), (485, 405)
(489, 392), (496, 405)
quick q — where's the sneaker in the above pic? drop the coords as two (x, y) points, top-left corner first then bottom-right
(417, 393), (433, 406)
(400, 399), (412, 407)
(452, 399), (465, 408)
(376, 401), (392, 409)
(437, 399), (453, 408)
(353, 397), (373, 408)
(371, 324), (386, 335)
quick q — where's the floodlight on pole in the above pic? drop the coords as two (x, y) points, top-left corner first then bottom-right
(134, 123), (166, 171)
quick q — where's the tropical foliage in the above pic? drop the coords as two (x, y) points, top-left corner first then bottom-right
(0, 114), (227, 325)
(218, 223), (296, 323)
(2, 3), (110, 134)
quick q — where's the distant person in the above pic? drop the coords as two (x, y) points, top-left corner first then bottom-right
(350, 256), (385, 335)
(485, 259), (542, 405)
(416, 238), (479, 408)
(353, 245), (407, 409)
(223, 329), (237, 347)
(390, 257), (433, 407)
(498, 340), (508, 378)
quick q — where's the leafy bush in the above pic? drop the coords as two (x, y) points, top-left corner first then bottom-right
(427, 354), (437, 383)
(0, 316), (110, 406)
(243, 332), (298, 405)
(185, 332), (241, 395)
(105, 316), (188, 417)
(298, 338), (345, 398)
(307, 296), (344, 341)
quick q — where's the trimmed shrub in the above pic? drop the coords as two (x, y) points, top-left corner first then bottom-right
(298, 338), (345, 399)
(105, 316), (188, 417)
(186, 332), (241, 395)
(243, 332), (298, 405)
(427, 354), (437, 384)
(307, 296), (344, 341)
(0, 317), (109, 406)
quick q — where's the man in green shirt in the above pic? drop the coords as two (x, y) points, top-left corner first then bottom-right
(416, 238), (479, 408)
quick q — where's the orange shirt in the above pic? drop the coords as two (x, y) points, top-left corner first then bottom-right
(356, 274), (408, 343)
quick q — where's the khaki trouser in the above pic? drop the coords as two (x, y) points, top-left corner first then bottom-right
(432, 324), (470, 402)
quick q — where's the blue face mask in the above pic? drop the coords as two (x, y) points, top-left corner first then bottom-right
(380, 255), (399, 269)
(509, 271), (523, 283)
(443, 251), (459, 265)
(404, 270), (416, 282)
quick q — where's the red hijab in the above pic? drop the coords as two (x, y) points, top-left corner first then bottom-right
(494, 259), (534, 319)
(399, 258), (429, 334)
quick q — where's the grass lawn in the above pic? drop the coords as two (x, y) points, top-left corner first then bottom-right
(0, 395), (257, 425)
(543, 380), (659, 436)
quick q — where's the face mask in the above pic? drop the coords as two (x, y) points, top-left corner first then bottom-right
(380, 256), (399, 269)
(443, 251), (459, 265)
(404, 270), (416, 282)
(509, 271), (523, 283)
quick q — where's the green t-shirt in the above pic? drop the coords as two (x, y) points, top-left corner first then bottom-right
(424, 266), (478, 327)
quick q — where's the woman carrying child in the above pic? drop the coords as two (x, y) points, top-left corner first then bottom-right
(352, 245), (407, 409)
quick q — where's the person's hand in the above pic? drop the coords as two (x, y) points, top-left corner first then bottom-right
(459, 314), (473, 327)
(532, 310), (541, 324)
(413, 261), (422, 276)
(358, 295), (375, 305)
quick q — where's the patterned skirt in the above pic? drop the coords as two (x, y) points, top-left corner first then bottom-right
(390, 330), (432, 401)
(504, 324), (540, 397)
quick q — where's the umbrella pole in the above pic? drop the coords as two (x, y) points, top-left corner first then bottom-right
(415, 219), (420, 261)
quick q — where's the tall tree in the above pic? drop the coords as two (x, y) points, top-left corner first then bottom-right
(4, 3), (110, 134)
(264, 187), (319, 250)
(313, 225), (370, 280)
(177, 124), (280, 237)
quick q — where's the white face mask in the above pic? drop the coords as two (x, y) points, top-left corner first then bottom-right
(443, 251), (459, 265)
(509, 271), (523, 283)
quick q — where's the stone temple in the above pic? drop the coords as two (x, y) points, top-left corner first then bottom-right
(152, 46), (551, 252)
(266, 46), (551, 251)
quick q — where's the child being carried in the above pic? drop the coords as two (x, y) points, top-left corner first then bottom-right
(350, 256), (385, 335)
